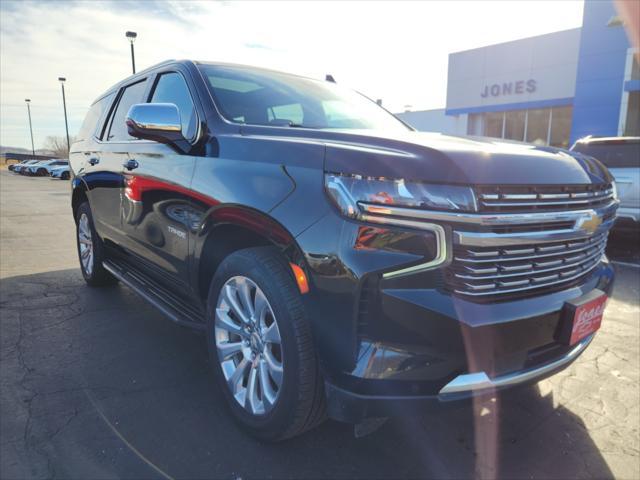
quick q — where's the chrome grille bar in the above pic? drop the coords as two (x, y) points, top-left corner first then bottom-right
(454, 233), (607, 263)
(477, 186), (614, 212)
(449, 233), (608, 297)
(454, 255), (603, 297)
(454, 245), (606, 281)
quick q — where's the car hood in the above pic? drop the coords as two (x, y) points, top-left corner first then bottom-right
(319, 130), (612, 185)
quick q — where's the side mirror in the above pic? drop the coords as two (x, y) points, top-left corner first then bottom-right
(125, 103), (186, 146)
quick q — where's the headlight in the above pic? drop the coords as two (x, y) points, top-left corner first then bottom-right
(611, 181), (618, 201)
(324, 173), (478, 219)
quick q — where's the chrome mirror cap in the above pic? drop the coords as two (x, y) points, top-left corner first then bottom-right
(126, 103), (182, 134)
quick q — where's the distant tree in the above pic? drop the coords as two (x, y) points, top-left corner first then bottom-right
(42, 135), (77, 159)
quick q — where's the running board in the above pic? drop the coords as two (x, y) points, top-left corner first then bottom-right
(103, 259), (206, 331)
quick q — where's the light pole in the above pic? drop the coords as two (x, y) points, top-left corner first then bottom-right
(58, 77), (70, 155)
(24, 99), (35, 158)
(126, 31), (137, 74)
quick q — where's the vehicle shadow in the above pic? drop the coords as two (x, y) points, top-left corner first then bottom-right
(0, 269), (615, 480)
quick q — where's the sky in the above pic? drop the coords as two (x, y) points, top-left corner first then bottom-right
(0, 0), (585, 150)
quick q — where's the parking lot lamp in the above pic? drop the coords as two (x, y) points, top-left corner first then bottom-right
(126, 31), (137, 74)
(24, 99), (35, 158)
(58, 78), (70, 156)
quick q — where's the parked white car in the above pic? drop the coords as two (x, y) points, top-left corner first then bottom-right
(571, 136), (640, 231)
(26, 159), (68, 176)
(49, 164), (70, 180)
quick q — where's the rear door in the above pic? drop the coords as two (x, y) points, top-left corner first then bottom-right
(86, 82), (149, 243)
(117, 68), (201, 294)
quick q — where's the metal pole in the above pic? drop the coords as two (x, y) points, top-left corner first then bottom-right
(26, 101), (35, 158)
(61, 83), (70, 154)
(130, 42), (136, 74)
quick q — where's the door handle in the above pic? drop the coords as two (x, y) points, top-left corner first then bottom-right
(88, 157), (100, 166)
(123, 159), (139, 171)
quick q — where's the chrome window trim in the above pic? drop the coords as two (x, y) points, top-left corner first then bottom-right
(359, 213), (448, 279)
(439, 333), (594, 395)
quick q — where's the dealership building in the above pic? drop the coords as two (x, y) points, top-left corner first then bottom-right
(397, 0), (639, 148)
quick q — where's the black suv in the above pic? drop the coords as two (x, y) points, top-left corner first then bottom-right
(70, 60), (617, 440)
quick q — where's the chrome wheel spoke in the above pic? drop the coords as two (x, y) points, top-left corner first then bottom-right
(236, 278), (255, 318)
(215, 309), (247, 338)
(263, 323), (281, 345)
(263, 348), (283, 387)
(223, 284), (250, 325)
(254, 289), (268, 320)
(245, 366), (261, 414)
(218, 341), (244, 360)
(228, 358), (249, 394)
(259, 359), (276, 408)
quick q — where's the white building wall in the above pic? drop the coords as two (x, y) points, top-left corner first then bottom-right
(446, 29), (581, 112)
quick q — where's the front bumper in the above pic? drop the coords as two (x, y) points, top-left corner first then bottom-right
(321, 260), (613, 422)
(326, 333), (595, 422)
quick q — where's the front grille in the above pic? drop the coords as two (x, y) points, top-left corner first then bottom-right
(476, 184), (614, 212)
(446, 232), (608, 299)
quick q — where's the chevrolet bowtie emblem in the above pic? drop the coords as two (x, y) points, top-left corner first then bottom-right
(578, 212), (603, 235)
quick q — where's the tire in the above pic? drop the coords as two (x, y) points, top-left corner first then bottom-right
(206, 246), (326, 441)
(61, 171), (70, 180)
(37, 168), (47, 176)
(75, 202), (117, 287)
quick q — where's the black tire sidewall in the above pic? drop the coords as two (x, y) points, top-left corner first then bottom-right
(205, 248), (308, 439)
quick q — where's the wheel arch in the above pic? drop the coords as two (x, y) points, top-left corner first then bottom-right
(194, 205), (307, 301)
(71, 177), (90, 222)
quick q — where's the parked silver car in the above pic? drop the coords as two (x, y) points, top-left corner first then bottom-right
(572, 136), (640, 232)
(49, 164), (70, 180)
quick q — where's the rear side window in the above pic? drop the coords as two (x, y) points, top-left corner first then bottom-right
(573, 142), (640, 168)
(106, 80), (148, 142)
(77, 92), (115, 141)
(149, 72), (197, 140)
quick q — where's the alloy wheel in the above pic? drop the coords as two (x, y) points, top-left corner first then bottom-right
(78, 213), (94, 275)
(215, 276), (283, 416)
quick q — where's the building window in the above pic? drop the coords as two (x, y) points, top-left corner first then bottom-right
(504, 110), (526, 141)
(466, 106), (573, 147)
(525, 108), (549, 145)
(549, 106), (573, 148)
(484, 111), (504, 138)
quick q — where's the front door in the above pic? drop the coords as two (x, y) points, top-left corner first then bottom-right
(117, 70), (201, 294)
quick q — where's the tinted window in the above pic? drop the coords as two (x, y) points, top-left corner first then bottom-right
(107, 81), (148, 141)
(78, 93), (114, 141)
(150, 72), (197, 139)
(199, 64), (409, 131)
(573, 142), (640, 168)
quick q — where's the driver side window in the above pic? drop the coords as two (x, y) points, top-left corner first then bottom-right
(150, 72), (197, 140)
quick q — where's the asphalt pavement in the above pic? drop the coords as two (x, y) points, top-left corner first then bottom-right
(1, 170), (638, 479)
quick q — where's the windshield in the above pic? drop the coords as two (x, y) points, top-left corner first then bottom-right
(199, 64), (410, 132)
